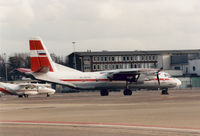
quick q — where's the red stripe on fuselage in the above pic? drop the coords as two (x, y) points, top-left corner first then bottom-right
(61, 79), (109, 82)
(61, 78), (171, 83)
(0, 87), (14, 95)
(154, 78), (170, 81)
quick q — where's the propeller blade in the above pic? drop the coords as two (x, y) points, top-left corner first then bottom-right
(136, 74), (140, 82)
(158, 67), (163, 72)
(157, 72), (160, 85)
(156, 67), (163, 86)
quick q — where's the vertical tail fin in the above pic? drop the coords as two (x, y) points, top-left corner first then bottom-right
(30, 37), (56, 72)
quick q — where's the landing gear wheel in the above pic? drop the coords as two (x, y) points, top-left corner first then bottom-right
(100, 89), (109, 96)
(124, 80), (132, 96)
(123, 89), (132, 96)
(18, 95), (23, 98)
(23, 94), (29, 98)
(47, 94), (50, 97)
(161, 88), (169, 95)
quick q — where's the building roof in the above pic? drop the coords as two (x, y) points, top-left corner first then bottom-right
(69, 49), (200, 56)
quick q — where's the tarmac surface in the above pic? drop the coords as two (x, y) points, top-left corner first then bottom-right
(1, 89), (200, 136)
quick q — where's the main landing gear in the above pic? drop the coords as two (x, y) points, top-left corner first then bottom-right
(100, 80), (134, 96)
(123, 89), (132, 96)
(24, 94), (29, 98)
(100, 89), (109, 96)
(123, 81), (133, 96)
(18, 95), (23, 98)
(161, 88), (169, 95)
(18, 94), (29, 98)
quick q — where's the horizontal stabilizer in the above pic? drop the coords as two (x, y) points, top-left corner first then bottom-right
(16, 68), (31, 73)
(34, 67), (49, 73)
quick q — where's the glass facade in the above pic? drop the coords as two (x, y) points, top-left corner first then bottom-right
(83, 55), (158, 71)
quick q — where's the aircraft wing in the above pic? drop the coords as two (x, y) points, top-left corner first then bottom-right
(17, 67), (50, 74)
(105, 68), (161, 82)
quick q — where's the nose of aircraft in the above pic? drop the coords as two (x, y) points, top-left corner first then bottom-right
(50, 88), (56, 94)
(175, 78), (182, 87)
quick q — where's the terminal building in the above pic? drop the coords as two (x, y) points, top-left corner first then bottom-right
(68, 49), (200, 76)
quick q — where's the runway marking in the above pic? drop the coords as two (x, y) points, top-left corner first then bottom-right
(0, 120), (200, 133)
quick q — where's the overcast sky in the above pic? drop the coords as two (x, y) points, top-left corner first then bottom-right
(1, 0), (200, 56)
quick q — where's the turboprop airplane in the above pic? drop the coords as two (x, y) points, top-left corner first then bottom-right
(17, 37), (181, 96)
(0, 82), (55, 98)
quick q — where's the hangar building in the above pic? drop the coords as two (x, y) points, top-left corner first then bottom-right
(68, 49), (200, 76)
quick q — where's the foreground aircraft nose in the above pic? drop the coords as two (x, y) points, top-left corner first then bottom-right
(48, 88), (56, 94)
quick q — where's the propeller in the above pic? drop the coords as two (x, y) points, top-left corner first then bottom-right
(136, 74), (140, 82)
(156, 73), (160, 85)
(156, 67), (163, 86)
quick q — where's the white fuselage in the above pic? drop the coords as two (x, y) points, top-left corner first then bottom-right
(0, 82), (55, 96)
(33, 63), (181, 90)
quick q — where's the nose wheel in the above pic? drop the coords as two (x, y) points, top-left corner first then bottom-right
(161, 88), (169, 95)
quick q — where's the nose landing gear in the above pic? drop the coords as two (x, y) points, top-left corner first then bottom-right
(161, 88), (169, 95)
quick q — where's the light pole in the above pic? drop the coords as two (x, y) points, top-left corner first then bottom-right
(72, 42), (76, 69)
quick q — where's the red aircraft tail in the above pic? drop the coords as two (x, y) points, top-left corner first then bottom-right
(29, 38), (55, 72)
